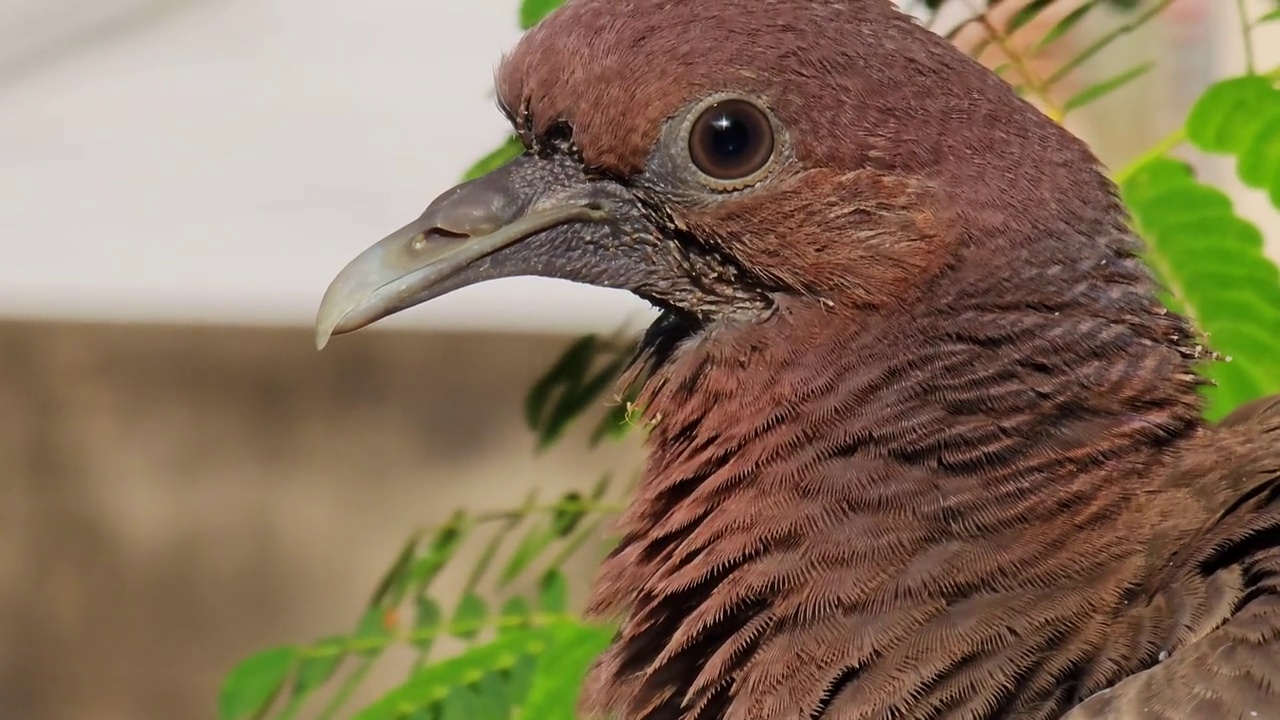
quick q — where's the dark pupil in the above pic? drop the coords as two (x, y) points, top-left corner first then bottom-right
(709, 113), (750, 159)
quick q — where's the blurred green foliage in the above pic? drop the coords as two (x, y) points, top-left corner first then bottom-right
(221, 1), (1280, 717)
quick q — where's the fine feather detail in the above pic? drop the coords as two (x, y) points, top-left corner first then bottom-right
(488, 1), (1280, 717)
(583, 227), (1223, 718)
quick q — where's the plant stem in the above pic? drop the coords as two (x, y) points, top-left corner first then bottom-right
(1112, 60), (1280, 184)
(296, 611), (582, 661)
(546, 517), (606, 572)
(316, 657), (376, 720)
(1237, 0), (1256, 75)
(1113, 126), (1187, 185)
(1046, 0), (1176, 89)
(275, 693), (307, 720)
(963, 0), (1065, 121)
(462, 491), (537, 596)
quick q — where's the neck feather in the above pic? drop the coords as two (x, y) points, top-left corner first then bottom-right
(581, 227), (1207, 719)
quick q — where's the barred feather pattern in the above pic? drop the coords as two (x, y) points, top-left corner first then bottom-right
(579, 226), (1280, 719)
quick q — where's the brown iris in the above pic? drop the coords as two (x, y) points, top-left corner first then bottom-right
(687, 99), (775, 182)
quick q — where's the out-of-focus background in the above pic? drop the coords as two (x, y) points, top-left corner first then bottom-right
(1, 1), (1277, 718)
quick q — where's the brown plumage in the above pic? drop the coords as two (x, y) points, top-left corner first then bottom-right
(314, 1), (1280, 718)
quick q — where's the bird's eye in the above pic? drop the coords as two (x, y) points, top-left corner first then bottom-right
(687, 99), (776, 185)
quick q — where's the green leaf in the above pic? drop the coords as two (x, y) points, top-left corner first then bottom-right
(538, 569), (570, 614)
(519, 0), (566, 29)
(1120, 157), (1280, 419)
(354, 606), (393, 657)
(1063, 62), (1153, 112)
(462, 135), (523, 182)
(352, 629), (546, 720)
(369, 531), (422, 609)
(292, 636), (345, 698)
(1256, 8), (1280, 24)
(464, 494), (532, 593)
(525, 335), (597, 438)
(409, 512), (469, 596)
(1005, 0), (1054, 35)
(499, 595), (533, 637)
(540, 350), (630, 449)
(589, 475), (612, 502)
(551, 492), (587, 537)
(474, 671), (512, 718)
(505, 653), (539, 706)
(529, 335), (629, 448)
(452, 593), (489, 640)
(411, 598), (445, 653)
(1186, 76), (1280, 202)
(546, 519), (606, 580)
(1186, 76), (1278, 154)
(499, 521), (556, 586)
(1034, 2), (1096, 52)
(498, 491), (588, 586)
(439, 685), (481, 720)
(218, 645), (297, 720)
(1236, 112), (1280, 189)
(515, 622), (615, 720)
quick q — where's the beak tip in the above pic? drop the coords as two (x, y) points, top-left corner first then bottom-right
(314, 307), (341, 351)
(314, 307), (345, 348)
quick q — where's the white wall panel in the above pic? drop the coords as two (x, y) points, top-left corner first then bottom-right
(0, 0), (1273, 334)
(0, 0), (658, 334)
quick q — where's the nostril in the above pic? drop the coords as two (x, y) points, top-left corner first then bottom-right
(409, 227), (470, 253)
(428, 227), (470, 240)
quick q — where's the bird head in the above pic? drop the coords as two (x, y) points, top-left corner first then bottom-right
(315, 0), (1122, 350)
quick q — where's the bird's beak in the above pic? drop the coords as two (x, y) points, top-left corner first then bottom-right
(315, 154), (612, 349)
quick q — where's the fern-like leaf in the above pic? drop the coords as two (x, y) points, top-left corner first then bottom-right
(1120, 157), (1280, 419)
(1187, 75), (1280, 207)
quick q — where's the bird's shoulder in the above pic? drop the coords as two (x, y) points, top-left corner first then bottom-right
(1157, 392), (1280, 531)
(1063, 394), (1280, 720)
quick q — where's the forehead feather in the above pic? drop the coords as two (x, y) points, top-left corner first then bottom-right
(495, 0), (915, 175)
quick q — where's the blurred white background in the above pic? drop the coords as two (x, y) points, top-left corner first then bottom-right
(0, 0), (1275, 338)
(0, 0), (658, 335)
